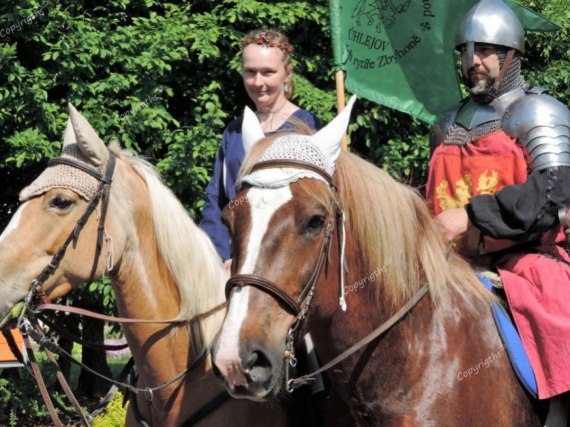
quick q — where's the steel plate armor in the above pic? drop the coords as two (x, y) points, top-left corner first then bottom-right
(503, 94), (570, 171)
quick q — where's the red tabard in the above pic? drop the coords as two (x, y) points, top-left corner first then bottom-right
(426, 131), (528, 214)
(428, 130), (570, 399)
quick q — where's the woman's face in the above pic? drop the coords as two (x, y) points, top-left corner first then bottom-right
(242, 44), (291, 111)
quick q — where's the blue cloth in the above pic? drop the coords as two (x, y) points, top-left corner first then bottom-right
(478, 274), (538, 398)
(199, 109), (321, 260)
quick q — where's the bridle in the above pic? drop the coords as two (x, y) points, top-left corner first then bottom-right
(24, 153), (116, 314)
(0, 152), (117, 427)
(225, 160), (342, 319)
(225, 159), (341, 317)
(1, 151), (232, 426)
(224, 158), (429, 393)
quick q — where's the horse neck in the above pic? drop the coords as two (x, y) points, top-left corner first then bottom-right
(313, 238), (503, 403)
(109, 212), (229, 424)
(107, 162), (226, 379)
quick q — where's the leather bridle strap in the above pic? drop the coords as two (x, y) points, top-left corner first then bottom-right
(26, 153), (116, 310)
(226, 274), (301, 315)
(287, 285), (429, 391)
(34, 301), (226, 325)
(22, 332), (64, 427)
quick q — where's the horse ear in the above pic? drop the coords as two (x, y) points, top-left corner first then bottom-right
(311, 95), (356, 171)
(68, 103), (108, 166)
(242, 106), (265, 155)
(62, 118), (76, 146)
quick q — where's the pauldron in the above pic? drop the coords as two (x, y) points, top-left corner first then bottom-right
(429, 85), (549, 151)
(502, 94), (570, 171)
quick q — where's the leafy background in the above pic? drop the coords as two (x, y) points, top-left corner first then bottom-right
(0, 0), (568, 220)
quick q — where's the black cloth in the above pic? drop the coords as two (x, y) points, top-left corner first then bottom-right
(466, 166), (570, 241)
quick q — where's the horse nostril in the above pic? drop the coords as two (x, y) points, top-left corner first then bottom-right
(245, 350), (273, 383)
(245, 351), (259, 369)
(245, 350), (272, 370)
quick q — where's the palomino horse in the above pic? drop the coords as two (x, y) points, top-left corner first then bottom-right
(0, 105), (291, 427)
(211, 98), (545, 426)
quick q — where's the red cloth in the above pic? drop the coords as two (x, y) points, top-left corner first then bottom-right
(498, 243), (570, 399)
(426, 131), (528, 215)
(428, 131), (570, 399)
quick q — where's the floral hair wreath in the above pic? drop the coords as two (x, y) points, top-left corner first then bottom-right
(241, 32), (294, 55)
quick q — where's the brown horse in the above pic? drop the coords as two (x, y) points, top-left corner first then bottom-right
(211, 99), (545, 426)
(0, 105), (291, 427)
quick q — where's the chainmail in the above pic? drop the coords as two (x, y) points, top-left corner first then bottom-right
(20, 143), (107, 202)
(446, 50), (526, 145)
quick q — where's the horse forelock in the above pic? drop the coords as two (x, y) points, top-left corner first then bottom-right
(110, 145), (226, 347)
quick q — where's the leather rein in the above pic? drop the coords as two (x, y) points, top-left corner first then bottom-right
(224, 159), (429, 393)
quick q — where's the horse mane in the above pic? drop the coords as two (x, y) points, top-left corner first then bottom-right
(108, 143), (226, 345)
(240, 132), (490, 311)
(335, 152), (490, 309)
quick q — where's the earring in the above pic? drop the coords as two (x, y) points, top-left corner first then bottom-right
(283, 83), (289, 93)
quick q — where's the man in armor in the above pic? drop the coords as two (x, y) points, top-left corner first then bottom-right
(426, 0), (570, 409)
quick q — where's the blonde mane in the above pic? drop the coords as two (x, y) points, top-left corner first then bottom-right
(240, 134), (490, 310)
(334, 152), (489, 309)
(109, 144), (226, 345)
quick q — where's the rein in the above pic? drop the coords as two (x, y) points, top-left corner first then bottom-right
(225, 158), (430, 393)
(286, 285), (428, 391)
(17, 299), (226, 427)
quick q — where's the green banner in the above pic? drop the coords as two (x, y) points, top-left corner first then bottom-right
(330, 0), (559, 124)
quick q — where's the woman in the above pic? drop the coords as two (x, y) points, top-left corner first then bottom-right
(199, 29), (321, 273)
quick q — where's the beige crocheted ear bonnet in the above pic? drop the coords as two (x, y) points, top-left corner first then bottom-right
(241, 134), (333, 189)
(19, 143), (107, 202)
(20, 108), (109, 202)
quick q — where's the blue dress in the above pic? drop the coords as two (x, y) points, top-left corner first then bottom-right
(199, 109), (321, 260)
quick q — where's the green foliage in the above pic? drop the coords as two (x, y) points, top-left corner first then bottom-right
(0, 365), (75, 426)
(0, 0), (336, 222)
(521, 0), (570, 104)
(0, 0), (568, 207)
(92, 391), (127, 427)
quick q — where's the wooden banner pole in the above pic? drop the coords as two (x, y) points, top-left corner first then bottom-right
(335, 69), (348, 151)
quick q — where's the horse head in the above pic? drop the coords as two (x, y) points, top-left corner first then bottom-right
(0, 104), (128, 320)
(211, 97), (357, 400)
(0, 104), (298, 427)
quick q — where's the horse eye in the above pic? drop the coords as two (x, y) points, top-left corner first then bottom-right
(49, 195), (73, 211)
(304, 215), (325, 235)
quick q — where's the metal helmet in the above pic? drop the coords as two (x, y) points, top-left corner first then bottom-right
(456, 0), (525, 67)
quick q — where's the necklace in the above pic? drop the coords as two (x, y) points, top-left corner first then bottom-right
(257, 98), (289, 132)
(257, 97), (288, 115)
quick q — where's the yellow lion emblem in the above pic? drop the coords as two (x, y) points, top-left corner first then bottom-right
(436, 170), (499, 210)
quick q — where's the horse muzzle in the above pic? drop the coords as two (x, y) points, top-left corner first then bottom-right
(211, 343), (280, 401)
